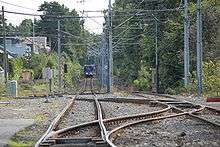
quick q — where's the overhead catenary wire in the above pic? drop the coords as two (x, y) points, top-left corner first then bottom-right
(113, 7), (183, 14)
(112, 0), (145, 30)
(0, 10), (104, 18)
(0, 0), (37, 11)
(112, 0), (183, 31)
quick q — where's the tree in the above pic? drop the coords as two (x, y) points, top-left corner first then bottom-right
(18, 19), (33, 36)
(36, 1), (91, 65)
(111, 0), (220, 94)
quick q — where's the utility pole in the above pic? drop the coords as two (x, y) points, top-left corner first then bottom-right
(155, 19), (159, 94)
(57, 19), (61, 89)
(196, 0), (203, 97)
(2, 6), (7, 84)
(152, 14), (159, 94)
(184, 0), (190, 87)
(32, 17), (35, 53)
(100, 34), (105, 89)
(107, 0), (113, 93)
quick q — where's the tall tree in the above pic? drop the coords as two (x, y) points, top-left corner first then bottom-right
(36, 1), (91, 64)
(18, 19), (33, 36)
(111, 0), (220, 93)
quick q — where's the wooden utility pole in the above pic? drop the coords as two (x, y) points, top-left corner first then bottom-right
(57, 20), (61, 89)
(2, 6), (7, 84)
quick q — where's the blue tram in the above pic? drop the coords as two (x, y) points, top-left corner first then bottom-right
(84, 64), (95, 78)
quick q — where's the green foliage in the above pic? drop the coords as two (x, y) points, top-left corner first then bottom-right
(46, 53), (57, 68)
(64, 58), (82, 88)
(23, 53), (47, 79)
(9, 58), (23, 80)
(22, 53), (57, 79)
(133, 66), (151, 91)
(8, 140), (34, 147)
(0, 84), (6, 96)
(112, 0), (220, 94)
(203, 61), (220, 96)
(164, 88), (176, 95)
(17, 19), (33, 36)
(37, 1), (87, 63)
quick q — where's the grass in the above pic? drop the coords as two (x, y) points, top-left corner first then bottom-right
(33, 113), (47, 122)
(8, 140), (35, 147)
(0, 96), (14, 101)
(18, 82), (48, 97)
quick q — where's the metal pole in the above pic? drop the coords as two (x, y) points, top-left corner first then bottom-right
(101, 47), (104, 88)
(32, 17), (35, 53)
(184, 0), (190, 87)
(196, 0), (203, 97)
(57, 20), (61, 89)
(2, 6), (7, 84)
(155, 19), (159, 94)
(107, 0), (113, 93)
(101, 34), (105, 88)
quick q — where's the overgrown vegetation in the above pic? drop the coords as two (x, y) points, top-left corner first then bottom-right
(2, 1), (98, 95)
(112, 0), (220, 96)
(8, 140), (35, 147)
(203, 61), (220, 96)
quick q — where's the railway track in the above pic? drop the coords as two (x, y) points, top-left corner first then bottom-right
(36, 93), (220, 147)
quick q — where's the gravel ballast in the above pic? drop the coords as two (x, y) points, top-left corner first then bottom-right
(0, 97), (72, 144)
(112, 115), (220, 147)
(100, 101), (163, 119)
(58, 99), (96, 129)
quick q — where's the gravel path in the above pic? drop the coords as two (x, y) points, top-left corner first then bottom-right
(141, 93), (220, 109)
(58, 99), (96, 129)
(61, 125), (101, 138)
(100, 101), (163, 119)
(106, 109), (178, 131)
(0, 97), (71, 119)
(0, 97), (71, 145)
(193, 108), (220, 124)
(167, 103), (200, 112)
(112, 115), (220, 147)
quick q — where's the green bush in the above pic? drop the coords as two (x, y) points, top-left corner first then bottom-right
(63, 59), (82, 88)
(203, 61), (220, 96)
(133, 66), (151, 91)
(9, 57), (23, 80)
(22, 53), (57, 79)
(164, 87), (176, 95)
(0, 84), (6, 96)
(47, 53), (57, 68)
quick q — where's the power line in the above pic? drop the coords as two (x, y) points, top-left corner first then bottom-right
(112, 0), (145, 30)
(0, 10), (104, 18)
(112, 0), (183, 31)
(0, 0), (37, 11)
(113, 7), (183, 14)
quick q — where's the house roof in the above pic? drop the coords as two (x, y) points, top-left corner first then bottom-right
(0, 45), (15, 59)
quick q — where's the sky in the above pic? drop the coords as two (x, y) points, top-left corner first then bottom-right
(0, 0), (115, 34)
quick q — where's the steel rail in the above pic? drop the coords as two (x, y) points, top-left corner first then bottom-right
(107, 111), (220, 147)
(103, 93), (220, 147)
(135, 92), (219, 112)
(135, 93), (220, 127)
(39, 93), (219, 146)
(46, 105), (171, 139)
(36, 85), (86, 146)
(35, 95), (77, 147)
(94, 98), (108, 141)
(106, 112), (188, 147)
(136, 92), (219, 113)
